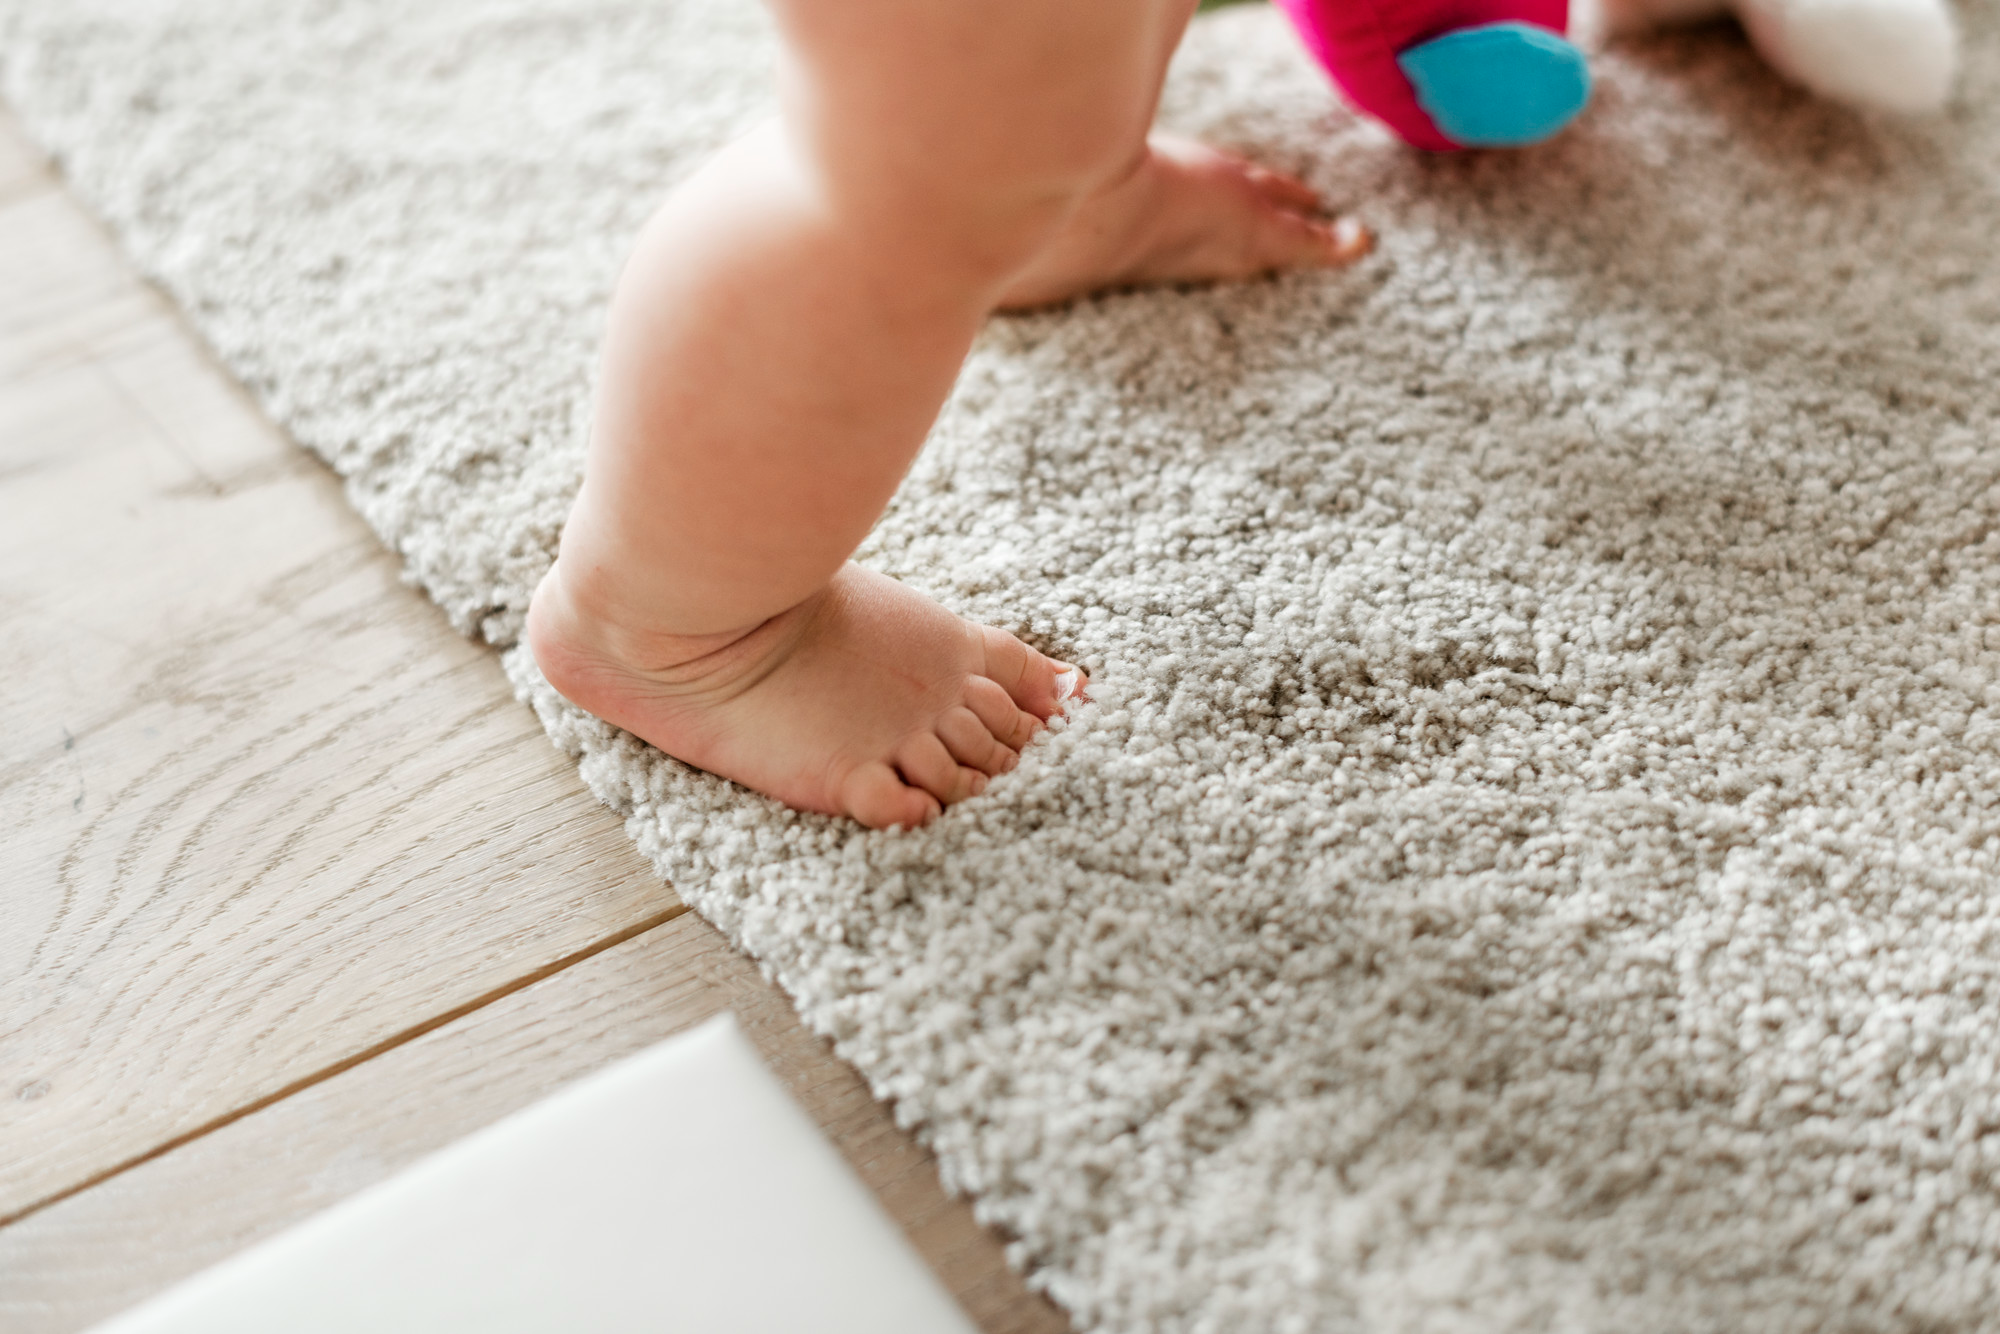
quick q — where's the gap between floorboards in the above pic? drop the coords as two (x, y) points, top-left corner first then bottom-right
(0, 900), (691, 1230)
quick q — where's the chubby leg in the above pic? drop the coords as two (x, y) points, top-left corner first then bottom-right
(528, 0), (1364, 827)
(527, 111), (1078, 830)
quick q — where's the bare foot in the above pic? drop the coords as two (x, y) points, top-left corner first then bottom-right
(998, 133), (1372, 310)
(527, 563), (1080, 829)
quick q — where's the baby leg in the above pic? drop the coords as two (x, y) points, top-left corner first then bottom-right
(528, 0), (1361, 827)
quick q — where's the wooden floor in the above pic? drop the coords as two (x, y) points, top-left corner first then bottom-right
(0, 107), (1065, 1334)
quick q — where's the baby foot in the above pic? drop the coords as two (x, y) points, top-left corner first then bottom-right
(997, 134), (1371, 310)
(527, 562), (1080, 829)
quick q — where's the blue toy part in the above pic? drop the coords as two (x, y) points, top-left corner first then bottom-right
(1396, 21), (1592, 149)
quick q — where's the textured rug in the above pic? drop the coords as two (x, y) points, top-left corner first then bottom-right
(8, 1), (2000, 1328)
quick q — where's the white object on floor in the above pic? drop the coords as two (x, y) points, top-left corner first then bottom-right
(13, 3), (2000, 1327)
(87, 1016), (978, 1334)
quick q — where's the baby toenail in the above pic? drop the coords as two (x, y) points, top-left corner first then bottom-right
(1053, 668), (1083, 706)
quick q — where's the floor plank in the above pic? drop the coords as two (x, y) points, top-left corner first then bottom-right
(0, 107), (48, 205)
(0, 191), (162, 386)
(0, 122), (676, 1222)
(0, 912), (1069, 1334)
(0, 106), (1065, 1333)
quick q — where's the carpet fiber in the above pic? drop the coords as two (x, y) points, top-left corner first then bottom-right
(7, 2), (2000, 1328)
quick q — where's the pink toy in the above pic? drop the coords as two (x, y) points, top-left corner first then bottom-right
(1274, 0), (1593, 150)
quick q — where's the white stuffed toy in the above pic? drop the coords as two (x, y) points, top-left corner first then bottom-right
(1592, 0), (1959, 112)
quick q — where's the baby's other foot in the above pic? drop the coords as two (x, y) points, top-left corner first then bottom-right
(998, 133), (1371, 310)
(527, 563), (1080, 829)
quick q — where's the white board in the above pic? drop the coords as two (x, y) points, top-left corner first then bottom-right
(89, 1015), (981, 1334)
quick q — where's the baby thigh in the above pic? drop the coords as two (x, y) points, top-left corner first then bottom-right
(765, 0), (1200, 268)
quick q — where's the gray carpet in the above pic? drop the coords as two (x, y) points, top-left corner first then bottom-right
(7, 1), (2000, 1328)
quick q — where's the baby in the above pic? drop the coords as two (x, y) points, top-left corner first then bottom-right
(526, 0), (1371, 829)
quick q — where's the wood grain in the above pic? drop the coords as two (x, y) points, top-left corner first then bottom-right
(0, 105), (1067, 1334)
(0, 128), (676, 1222)
(0, 912), (1069, 1334)
(0, 108), (45, 205)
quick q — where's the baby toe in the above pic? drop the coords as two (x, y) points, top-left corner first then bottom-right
(842, 761), (940, 831)
(938, 705), (1016, 776)
(894, 732), (985, 805)
(964, 674), (1044, 751)
(979, 627), (1086, 721)
(1248, 207), (1371, 277)
(1242, 164), (1324, 215)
